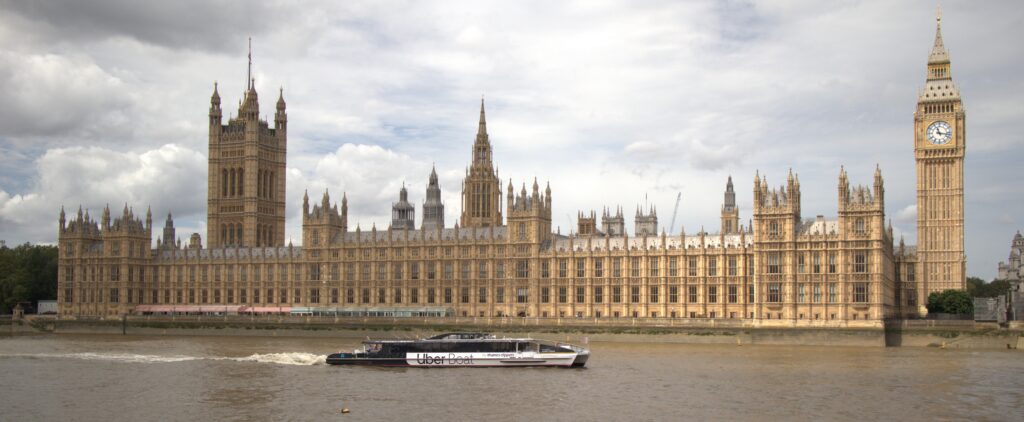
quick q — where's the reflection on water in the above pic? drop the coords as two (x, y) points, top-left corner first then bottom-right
(1, 334), (1022, 421)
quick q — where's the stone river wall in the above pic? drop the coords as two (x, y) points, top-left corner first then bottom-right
(8, 315), (1023, 350)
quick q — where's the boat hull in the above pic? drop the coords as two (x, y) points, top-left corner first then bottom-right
(326, 352), (581, 367)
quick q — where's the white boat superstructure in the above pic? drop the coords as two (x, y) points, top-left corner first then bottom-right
(327, 332), (590, 367)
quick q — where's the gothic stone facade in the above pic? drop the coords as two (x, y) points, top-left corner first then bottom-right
(57, 15), (965, 324)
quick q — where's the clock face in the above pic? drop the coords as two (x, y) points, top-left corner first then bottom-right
(926, 121), (952, 145)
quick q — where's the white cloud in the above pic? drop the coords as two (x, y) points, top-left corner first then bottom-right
(894, 204), (916, 224)
(0, 144), (206, 244)
(283, 143), (440, 241)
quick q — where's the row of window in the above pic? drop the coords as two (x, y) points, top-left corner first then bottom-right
(64, 241), (149, 258)
(65, 249), (872, 285)
(764, 251), (871, 274)
(764, 282), (870, 303)
(68, 284), (760, 306)
(65, 282), (869, 307)
(220, 167), (277, 200)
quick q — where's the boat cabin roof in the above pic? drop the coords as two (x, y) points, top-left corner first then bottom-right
(427, 332), (495, 340)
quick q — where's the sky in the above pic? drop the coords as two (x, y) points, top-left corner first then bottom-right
(0, 0), (1021, 280)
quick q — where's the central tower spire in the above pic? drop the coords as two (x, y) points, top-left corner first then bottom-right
(473, 97), (492, 166)
(461, 97), (503, 228)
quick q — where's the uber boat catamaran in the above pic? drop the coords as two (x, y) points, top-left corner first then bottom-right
(326, 332), (590, 367)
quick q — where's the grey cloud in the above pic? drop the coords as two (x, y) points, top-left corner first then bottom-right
(0, 0), (289, 53)
(0, 52), (131, 138)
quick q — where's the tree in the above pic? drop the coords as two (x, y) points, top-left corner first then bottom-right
(0, 243), (58, 313)
(926, 289), (974, 315)
(967, 276), (1011, 298)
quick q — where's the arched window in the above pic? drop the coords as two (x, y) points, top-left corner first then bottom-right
(236, 223), (243, 245)
(222, 169), (228, 197)
(238, 169), (244, 195)
(229, 169), (236, 197)
(221, 224), (227, 245)
(855, 218), (865, 234)
(769, 222), (779, 237)
(270, 171), (275, 199)
(257, 170), (263, 198)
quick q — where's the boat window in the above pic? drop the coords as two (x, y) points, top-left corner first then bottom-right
(490, 341), (516, 353)
(539, 342), (567, 353)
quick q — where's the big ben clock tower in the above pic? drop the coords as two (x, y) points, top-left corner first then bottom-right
(914, 10), (966, 306)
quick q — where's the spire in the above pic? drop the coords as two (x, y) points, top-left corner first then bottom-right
(239, 39), (259, 119)
(470, 97), (493, 167)
(724, 175), (736, 210)
(101, 204), (110, 228)
(929, 7), (949, 65)
(429, 164), (438, 185)
(478, 96), (487, 137)
(247, 37), (253, 91)
(211, 82), (221, 105)
(276, 86), (286, 110)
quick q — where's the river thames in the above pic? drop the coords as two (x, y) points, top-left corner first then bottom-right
(1, 333), (1021, 421)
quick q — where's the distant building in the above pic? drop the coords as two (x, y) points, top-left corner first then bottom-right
(994, 231), (1024, 321)
(996, 231), (1022, 282)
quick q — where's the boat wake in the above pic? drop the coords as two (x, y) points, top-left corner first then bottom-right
(0, 352), (326, 366)
(226, 352), (326, 366)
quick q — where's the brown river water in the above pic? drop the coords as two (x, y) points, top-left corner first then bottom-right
(1, 333), (1022, 421)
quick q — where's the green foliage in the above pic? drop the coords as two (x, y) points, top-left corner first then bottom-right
(926, 289), (974, 315)
(0, 243), (58, 313)
(966, 277), (1012, 298)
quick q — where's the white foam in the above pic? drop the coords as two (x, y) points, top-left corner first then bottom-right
(227, 352), (326, 366)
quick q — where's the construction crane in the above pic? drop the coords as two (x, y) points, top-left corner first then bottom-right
(668, 192), (682, 235)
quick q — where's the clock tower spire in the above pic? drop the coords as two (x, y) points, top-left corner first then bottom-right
(912, 9), (967, 312)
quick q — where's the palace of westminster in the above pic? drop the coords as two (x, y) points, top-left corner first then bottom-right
(55, 15), (968, 325)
